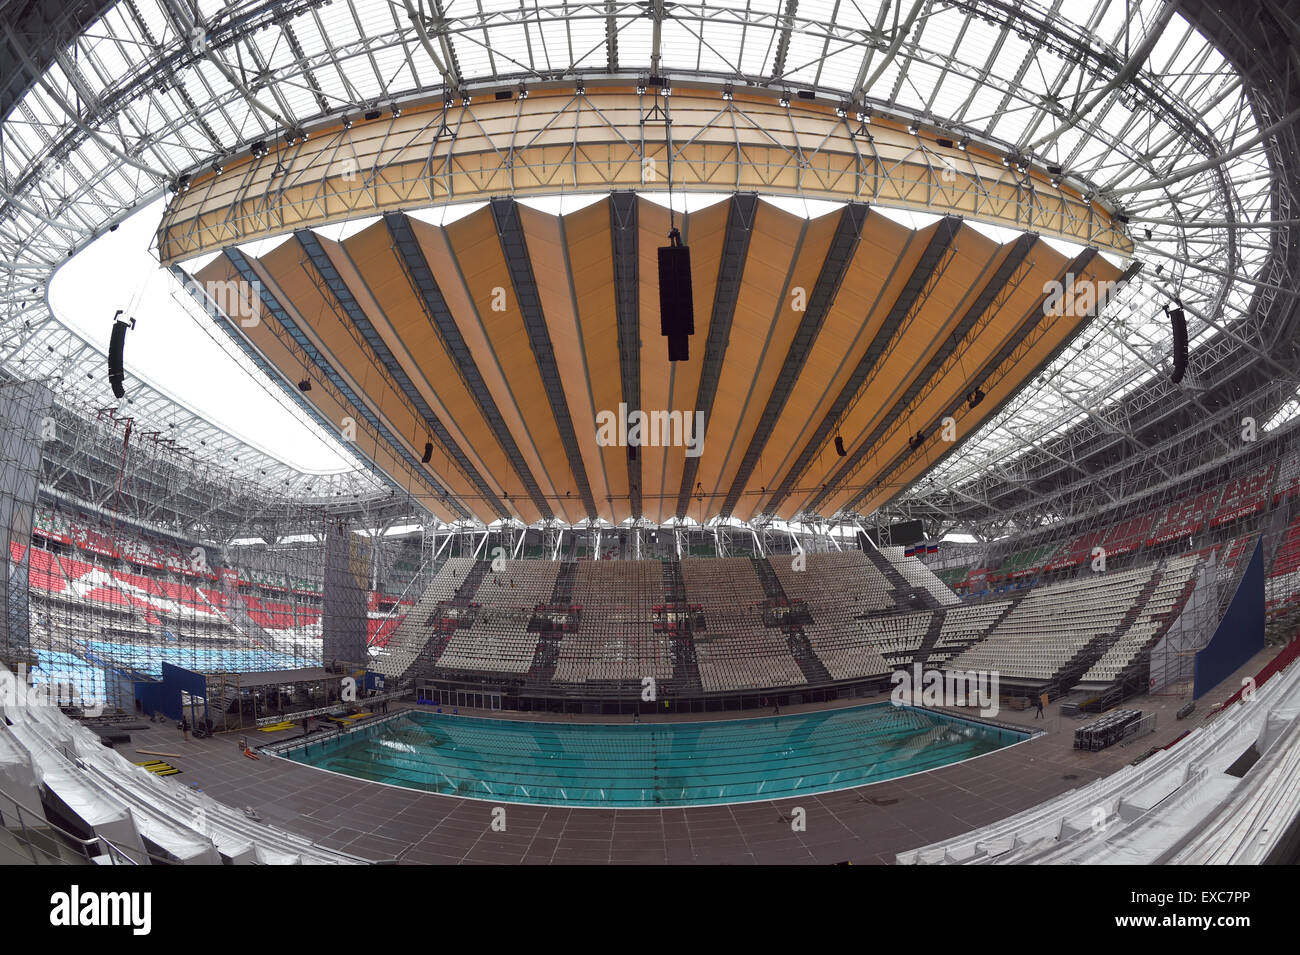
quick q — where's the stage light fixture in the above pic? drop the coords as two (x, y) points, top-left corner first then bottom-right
(298, 378), (312, 392)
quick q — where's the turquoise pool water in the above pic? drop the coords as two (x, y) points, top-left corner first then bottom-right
(284, 704), (1029, 808)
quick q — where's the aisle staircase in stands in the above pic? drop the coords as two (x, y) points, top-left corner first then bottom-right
(400, 560), (489, 679)
(1046, 572), (1161, 695)
(526, 562), (578, 682)
(1090, 567), (1204, 709)
(908, 610), (947, 667)
(863, 546), (941, 610)
(455, 560), (490, 599)
(664, 560), (702, 693)
(922, 598), (1020, 667)
(751, 558), (832, 685)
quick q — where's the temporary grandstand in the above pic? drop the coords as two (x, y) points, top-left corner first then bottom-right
(0, 0), (1298, 878)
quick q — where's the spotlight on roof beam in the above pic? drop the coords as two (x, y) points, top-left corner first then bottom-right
(211, 160), (224, 175)
(779, 90), (791, 107)
(341, 115), (352, 129)
(518, 84), (528, 100)
(297, 378), (312, 392)
(637, 80), (647, 94)
(459, 92), (471, 105)
(1002, 154), (1012, 166)
(856, 106), (871, 122)
(722, 84), (734, 101)
(1050, 175), (1062, 188)
(575, 80), (585, 94)
(391, 103), (402, 116)
(835, 103), (848, 118)
(957, 137), (969, 150)
(907, 122), (919, 134)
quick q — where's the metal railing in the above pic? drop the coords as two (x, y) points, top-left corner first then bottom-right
(0, 785), (137, 866)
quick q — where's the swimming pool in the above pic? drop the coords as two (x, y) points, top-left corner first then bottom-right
(284, 704), (1031, 808)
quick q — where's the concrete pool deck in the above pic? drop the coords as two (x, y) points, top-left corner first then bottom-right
(111, 646), (1277, 864)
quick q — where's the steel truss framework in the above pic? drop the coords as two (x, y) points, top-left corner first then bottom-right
(0, 0), (1290, 540)
(154, 88), (1129, 262)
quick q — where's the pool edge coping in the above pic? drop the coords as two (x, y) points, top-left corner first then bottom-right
(258, 703), (1046, 810)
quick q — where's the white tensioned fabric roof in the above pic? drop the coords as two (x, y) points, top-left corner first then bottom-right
(0, 0), (1280, 526)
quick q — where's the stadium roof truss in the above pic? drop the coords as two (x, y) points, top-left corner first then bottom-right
(0, 0), (1293, 537)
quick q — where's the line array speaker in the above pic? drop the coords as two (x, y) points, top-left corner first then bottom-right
(107, 316), (128, 399)
(658, 228), (694, 361)
(1169, 306), (1188, 383)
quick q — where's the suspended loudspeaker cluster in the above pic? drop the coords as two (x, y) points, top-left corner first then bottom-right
(107, 309), (132, 400)
(1168, 305), (1188, 384)
(658, 228), (694, 361)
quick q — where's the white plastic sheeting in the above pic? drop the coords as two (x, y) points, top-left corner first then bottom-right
(898, 658), (1300, 864)
(0, 662), (360, 864)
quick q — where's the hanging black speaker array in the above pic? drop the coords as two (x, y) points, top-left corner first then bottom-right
(834, 434), (847, 457)
(421, 442), (434, 464)
(658, 228), (694, 362)
(1169, 306), (1188, 384)
(107, 310), (130, 399)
